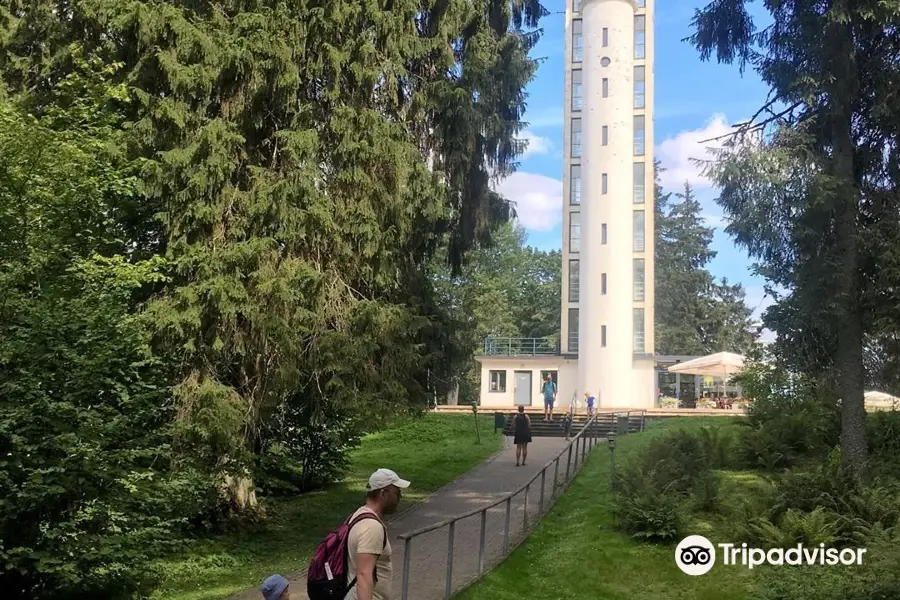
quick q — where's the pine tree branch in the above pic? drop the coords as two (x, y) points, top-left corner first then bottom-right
(698, 99), (806, 144)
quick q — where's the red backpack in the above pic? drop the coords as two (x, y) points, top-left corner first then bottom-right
(307, 511), (386, 600)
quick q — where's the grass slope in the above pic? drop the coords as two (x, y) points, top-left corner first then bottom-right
(457, 417), (753, 600)
(153, 413), (501, 600)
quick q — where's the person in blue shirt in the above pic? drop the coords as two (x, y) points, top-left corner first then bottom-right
(584, 391), (595, 418)
(541, 374), (557, 421)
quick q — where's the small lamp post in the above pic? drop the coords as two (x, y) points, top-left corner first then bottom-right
(607, 431), (616, 490)
(471, 400), (481, 444)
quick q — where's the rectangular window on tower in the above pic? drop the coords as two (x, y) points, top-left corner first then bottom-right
(602, 27), (609, 47)
(602, 78), (609, 98)
(633, 162), (645, 204)
(601, 223), (608, 244)
(571, 118), (582, 158)
(568, 259), (580, 303)
(568, 308), (579, 353)
(601, 325), (607, 348)
(633, 308), (645, 353)
(573, 0), (582, 12)
(633, 210), (645, 252)
(570, 211), (581, 253)
(634, 115), (645, 155)
(636, 0), (646, 8)
(601, 273), (607, 295)
(633, 258), (645, 301)
(634, 65), (645, 109)
(572, 20), (583, 62)
(635, 16), (646, 59)
(572, 70), (583, 111)
(602, 125), (608, 146)
(602, 173), (608, 194)
(570, 165), (581, 205)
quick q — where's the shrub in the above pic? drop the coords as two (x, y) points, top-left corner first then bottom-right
(768, 449), (853, 518)
(0, 257), (220, 599)
(255, 401), (358, 496)
(734, 362), (839, 470)
(868, 409), (900, 477)
(749, 538), (900, 600)
(691, 470), (721, 513)
(612, 426), (735, 539)
(695, 424), (737, 469)
(747, 506), (841, 548)
(636, 430), (710, 494)
(612, 464), (685, 541)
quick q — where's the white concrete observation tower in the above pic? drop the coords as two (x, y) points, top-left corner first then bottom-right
(576, 0), (655, 408)
(472, 0), (656, 412)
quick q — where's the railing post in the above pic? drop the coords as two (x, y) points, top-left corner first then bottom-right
(553, 456), (560, 495)
(523, 483), (530, 531)
(539, 468), (546, 514)
(566, 443), (573, 481)
(401, 537), (412, 600)
(478, 509), (487, 574)
(640, 410), (646, 432)
(503, 496), (512, 554)
(445, 522), (455, 599)
(582, 430), (587, 462)
(574, 437), (580, 470)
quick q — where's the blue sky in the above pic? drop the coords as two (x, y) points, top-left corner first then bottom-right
(499, 0), (776, 323)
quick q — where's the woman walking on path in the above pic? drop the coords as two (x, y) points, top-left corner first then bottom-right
(513, 406), (532, 467)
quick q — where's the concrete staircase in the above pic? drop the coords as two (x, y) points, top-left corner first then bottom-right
(501, 410), (644, 439)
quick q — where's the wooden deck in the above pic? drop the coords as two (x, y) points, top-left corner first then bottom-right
(434, 405), (747, 417)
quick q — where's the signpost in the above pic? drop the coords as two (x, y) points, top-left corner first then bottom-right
(607, 431), (616, 490)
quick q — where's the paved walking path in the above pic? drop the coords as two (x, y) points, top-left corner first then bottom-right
(230, 436), (578, 600)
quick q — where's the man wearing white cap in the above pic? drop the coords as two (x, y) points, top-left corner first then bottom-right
(345, 468), (411, 600)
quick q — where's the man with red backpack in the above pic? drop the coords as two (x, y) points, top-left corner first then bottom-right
(307, 468), (410, 600)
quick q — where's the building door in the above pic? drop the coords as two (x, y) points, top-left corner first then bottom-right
(514, 371), (533, 406)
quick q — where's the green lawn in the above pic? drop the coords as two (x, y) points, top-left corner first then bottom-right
(456, 417), (755, 600)
(152, 413), (502, 600)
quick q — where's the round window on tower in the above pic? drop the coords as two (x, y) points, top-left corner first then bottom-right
(601, 57), (611, 67)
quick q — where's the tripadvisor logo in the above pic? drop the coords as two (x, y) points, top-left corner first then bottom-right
(675, 535), (867, 576)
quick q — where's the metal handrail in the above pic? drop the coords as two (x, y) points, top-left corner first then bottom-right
(398, 414), (598, 541)
(480, 336), (560, 356)
(395, 409), (647, 600)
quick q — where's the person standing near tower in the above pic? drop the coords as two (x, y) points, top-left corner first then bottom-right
(513, 406), (532, 467)
(541, 373), (557, 421)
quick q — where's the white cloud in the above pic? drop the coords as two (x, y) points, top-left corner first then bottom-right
(655, 113), (743, 190)
(493, 171), (562, 232)
(517, 130), (553, 157)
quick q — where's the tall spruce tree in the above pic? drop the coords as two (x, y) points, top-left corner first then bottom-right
(688, 0), (900, 477)
(0, 0), (548, 505)
(655, 165), (755, 355)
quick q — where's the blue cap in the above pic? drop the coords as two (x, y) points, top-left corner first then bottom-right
(260, 574), (289, 600)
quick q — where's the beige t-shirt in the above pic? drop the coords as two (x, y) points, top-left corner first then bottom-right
(345, 507), (392, 600)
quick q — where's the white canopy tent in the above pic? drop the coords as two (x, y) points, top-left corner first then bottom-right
(864, 390), (900, 411)
(666, 352), (746, 378)
(665, 352), (746, 401)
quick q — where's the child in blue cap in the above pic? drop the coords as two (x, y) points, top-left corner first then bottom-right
(261, 574), (290, 600)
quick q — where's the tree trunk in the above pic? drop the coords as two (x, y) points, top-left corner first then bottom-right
(222, 471), (260, 512)
(827, 4), (867, 480)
